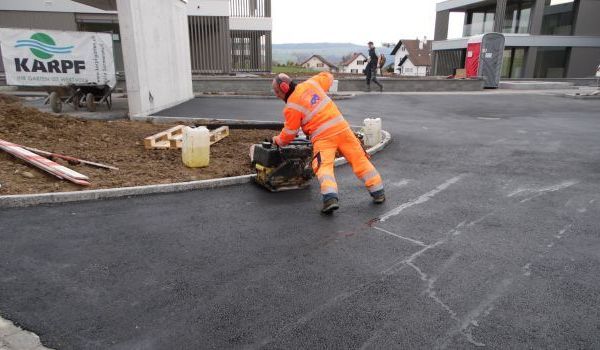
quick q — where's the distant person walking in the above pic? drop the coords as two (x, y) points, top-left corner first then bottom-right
(365, 41), (383, 92)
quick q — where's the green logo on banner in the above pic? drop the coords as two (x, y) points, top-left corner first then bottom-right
(15, 33), (74, 60)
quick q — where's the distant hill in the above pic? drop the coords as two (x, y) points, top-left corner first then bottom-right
(273, 42), (395, 66)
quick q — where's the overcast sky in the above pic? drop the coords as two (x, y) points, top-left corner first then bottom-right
(271, 0), (454, 45)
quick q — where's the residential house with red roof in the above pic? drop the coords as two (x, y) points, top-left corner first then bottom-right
(391, 38), (432, 76)
(300, 55), (338, 72)
(338, 53), (369, 74)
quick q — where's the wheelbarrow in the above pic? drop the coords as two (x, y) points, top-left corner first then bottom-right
(45, 84), (113, 113)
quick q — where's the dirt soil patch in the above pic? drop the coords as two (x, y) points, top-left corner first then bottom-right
(0, 95), (277, 195)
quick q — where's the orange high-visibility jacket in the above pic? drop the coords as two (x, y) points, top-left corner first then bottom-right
(274, 72), (350, 146)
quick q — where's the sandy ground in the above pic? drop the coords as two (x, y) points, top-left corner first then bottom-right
(0, 95), (276, 195)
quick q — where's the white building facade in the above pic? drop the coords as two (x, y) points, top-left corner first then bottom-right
(300, 55), (337, 72)
(339, 53), (368, 74)
(395, 57), (428, 76)
(391, 39), (432, 77)
(0, 0), (273, 74)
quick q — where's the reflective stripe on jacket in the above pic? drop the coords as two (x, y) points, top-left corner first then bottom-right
(274, 72), (349, 146)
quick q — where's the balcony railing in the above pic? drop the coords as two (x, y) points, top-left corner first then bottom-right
(230, 0), (271, 17)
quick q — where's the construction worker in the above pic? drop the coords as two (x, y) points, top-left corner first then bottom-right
(272, 72), (385, 214)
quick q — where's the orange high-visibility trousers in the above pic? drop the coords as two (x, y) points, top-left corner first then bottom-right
(312, 128), (384, 200)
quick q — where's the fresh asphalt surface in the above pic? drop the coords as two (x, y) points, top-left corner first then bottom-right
(1, 93), (600, 349)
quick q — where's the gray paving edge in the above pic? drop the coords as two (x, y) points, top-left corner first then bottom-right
(140, 115), (284, 126)
(0, 130), (391, 209)
(562, 92), (600, 100)
(0, 316), (54, 350)
(194, 93), (356, 100)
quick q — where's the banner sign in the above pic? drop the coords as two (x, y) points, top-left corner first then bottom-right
(0, 28), (116, 87)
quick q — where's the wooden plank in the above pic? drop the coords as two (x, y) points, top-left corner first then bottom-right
(209, 126), (229, 145)
(144, 125), (230, 150)
(169, 134), (184, 149)
(23, 146), (119, 171)
(144, 125), (185, 149)
(0, 139), (90, 186)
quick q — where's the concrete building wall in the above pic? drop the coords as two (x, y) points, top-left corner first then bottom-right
(229, 17), (272, 31)
(573, 0), (600, 36)
(493, 0), (507, 32)
(528, 0), (546, 35)
(568, 47), (600, 78)
(0, 0), (114, 13)
(434, 10), (450, 41)
(568, 0), (600, 78)
(0, 11), (78, 31)
(117, 0), (193, 118)
(187, 0), (229, 16)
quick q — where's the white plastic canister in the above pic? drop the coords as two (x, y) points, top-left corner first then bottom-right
(363, 118), (382, 147)
(330, 79), (339, 92)
(182, 126), (210, 168)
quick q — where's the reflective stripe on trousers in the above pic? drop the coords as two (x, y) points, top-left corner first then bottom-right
(361, 169), (383, 194)
(318, 174), (338, 195)
(368, 183), (384, 193)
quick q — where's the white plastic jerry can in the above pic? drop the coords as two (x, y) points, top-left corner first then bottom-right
(363, 118), (382, 147)
(182, 126), (210, 168)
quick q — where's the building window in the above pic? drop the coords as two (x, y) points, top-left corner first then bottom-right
(351, 69), (359, 73)
(501, 47), (526, 78)
(405, 67), (413, 73)
(541, 0), (577, 35)
(503, 0), (534, 34)
(317, 63), (324, 67)
(534, 47), (570, 78)
(357, 60), (365, 66)
(464, 6), (495, 36)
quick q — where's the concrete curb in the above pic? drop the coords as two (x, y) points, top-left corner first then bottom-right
(0, 130), (392, 209)
(0, 175), (255, 209)
(499, 81), (576, 90)
(194, 93), (356, 100)
(141, 115), (285, 127)
(335, 130), (391, 167)
(562, 92), (600, 100)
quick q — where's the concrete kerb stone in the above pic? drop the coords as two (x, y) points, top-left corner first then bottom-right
(194, 93), (356, 100)
(562, 92), (600, 100)
(139, 115), (285, 127)
(0, 175), (255, 209)
(0, 124), (392, 209)
(0, 316), (53, 350)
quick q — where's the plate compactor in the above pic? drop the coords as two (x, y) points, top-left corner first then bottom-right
(252, 138), (314, 192)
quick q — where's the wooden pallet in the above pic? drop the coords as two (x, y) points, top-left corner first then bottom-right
(144, 125), (229, 150)
(144, 125), (184, 150)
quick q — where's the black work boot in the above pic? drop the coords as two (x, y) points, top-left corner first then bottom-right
(371, 190), (386, 204)
(321, 198), (340, 214)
